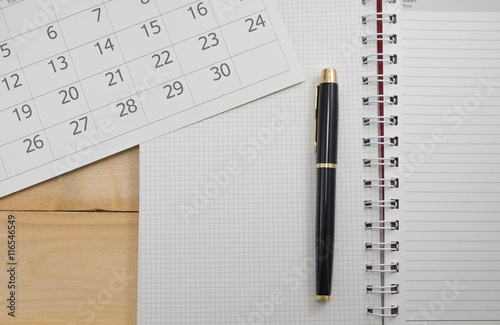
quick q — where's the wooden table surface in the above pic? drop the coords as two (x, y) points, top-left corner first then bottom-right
(0, 147), (139, 325)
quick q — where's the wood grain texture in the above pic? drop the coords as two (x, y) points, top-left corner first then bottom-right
(0, 147), (139, 212)
(0, 211), (138, 325)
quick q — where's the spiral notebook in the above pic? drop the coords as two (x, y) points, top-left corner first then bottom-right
(139, 0), (500, 323)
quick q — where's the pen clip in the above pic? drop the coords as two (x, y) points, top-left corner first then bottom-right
(315, 85), (319, 153)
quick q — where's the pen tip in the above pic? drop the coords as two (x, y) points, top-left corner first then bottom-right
(321, 69), (338, 84)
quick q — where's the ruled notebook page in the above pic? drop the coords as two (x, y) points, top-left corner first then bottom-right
(138, 1), (383, 324)
(384, 0), (500, 323)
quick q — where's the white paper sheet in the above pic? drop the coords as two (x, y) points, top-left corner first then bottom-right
(0, 0), (303, 198)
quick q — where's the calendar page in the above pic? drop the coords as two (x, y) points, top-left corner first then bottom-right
(0, 0), (302, 198)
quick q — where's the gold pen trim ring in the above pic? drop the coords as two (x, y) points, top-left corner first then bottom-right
(316, 163), (337, 169)
(316, 295), (331, 301)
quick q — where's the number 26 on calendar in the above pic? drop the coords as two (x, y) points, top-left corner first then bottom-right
(24, 135), (44, 154)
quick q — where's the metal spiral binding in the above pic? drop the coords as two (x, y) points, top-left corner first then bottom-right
(362, 0), (400, 317)
(362, 95), (398, 105)
(363, 116), (398, 126)
(367, 284), (399, 294)
(366, 262), (399, 272)
(364, 178), (399, 188)
(363, 157), (398, 167)
(363, 53), (397, 64)
(362, 13), (397, 24)
(362, 33), (397, 44)
(361, 0), (396, 4)
(362, 74), (398, 85)
(364, 199), (399, 209)
(363, 136), (398, 147)
(367, 306), (399, 317)
(365, 241), (399, 251)
(365, 220), (399, 230)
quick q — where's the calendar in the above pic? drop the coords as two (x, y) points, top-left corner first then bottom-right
(0, 0), (302, 198)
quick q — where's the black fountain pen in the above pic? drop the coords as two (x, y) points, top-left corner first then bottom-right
(315, 69), (339, 301)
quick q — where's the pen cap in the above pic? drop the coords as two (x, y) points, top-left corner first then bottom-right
(320, 69), (338, 84)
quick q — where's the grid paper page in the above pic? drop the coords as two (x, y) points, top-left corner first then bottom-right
(139, 0), (383, 323)
(0, 0), (302, 198)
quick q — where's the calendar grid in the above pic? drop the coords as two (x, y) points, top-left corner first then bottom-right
(100, 0), (151, 125)
(0, 5), (57, 162)
(49, 0), (103, 143)
(1, 70), (293, 180)
(0, 7), (277, 78)
(0, 55), (290, 162)
(257, 6), (290, 72)
(3, 6), (100, 41)
(0, 60), (26, 80)
(0, 0), (303, 198)
(152, 0), (197, 107)
(206, 1), (244, 90)
(0, 65), (291, 170)
(0, 35), (283, 119)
